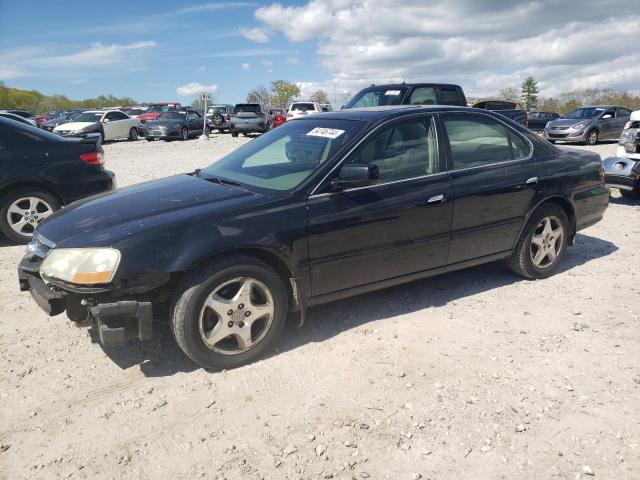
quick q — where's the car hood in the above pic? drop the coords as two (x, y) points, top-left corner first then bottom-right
(36, 174), (267, 248)
(144, 118), (183, 127)
(138, 113), (162, 121)
(54, 121), (95, 131)
(549, 118), (592, 128)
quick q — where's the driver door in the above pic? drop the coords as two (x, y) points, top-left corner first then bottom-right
(101, 112), (118, 140)
(599, 108), (616, 138)
(306, 115), (453, 297)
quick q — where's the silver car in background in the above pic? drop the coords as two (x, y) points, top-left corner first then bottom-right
(543, 105), (632, 145)
(603, 110), (640, 200)
(286, 101), (323, 120)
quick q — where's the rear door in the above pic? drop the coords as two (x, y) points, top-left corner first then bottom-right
(598, 108), (617, 138)
(102, 112), (118, 140)
(441, 112), (539, 264)
(307, 114), (453, 296)
(616, 108), (632, 137)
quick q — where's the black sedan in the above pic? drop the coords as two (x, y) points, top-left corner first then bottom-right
(528, 111), (560, 132)
(18, 106), (609, 369)
(142, 110), (210, 141)
(0, 117), (115, 243)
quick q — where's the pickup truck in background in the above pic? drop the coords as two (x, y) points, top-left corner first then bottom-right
(343, 84), (528, 126)
(470, 98), (529, 127)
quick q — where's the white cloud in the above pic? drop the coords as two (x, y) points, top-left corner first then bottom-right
(256, 0), (640, 98)
(208, 48), (286, 58)
(262, 59), (273, 66)
(35, 41), (156, 67)
(241, 62), (251, 71)
(176, 82), (219, 96)
(239, 27), (270, 43)
(286, 56), (301, 65)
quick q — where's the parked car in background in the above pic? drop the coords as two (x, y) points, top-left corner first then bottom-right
(528, 111), (560, 132)
(1, 109), (38, 127)
(142, 110), (210, 141)
(229, 104), (273, 137)
(122, 107), (147, 119)
(470, 98), (529, 126)
(36, 111), (60, 124)
(544, 105), (632, 145)
(287, 102), (323, 120)
(17, 105), (609, 369)
(0, 116), (114, 243)
(345, 83), (468, 109)
(206, 104), (234, 132)
(270, 108), (287, 127)
(137, 103), (182, 123)
(53, 110), (139, 142)
(40, 110), (84, 132)
(0, 111), (35, 126)
(603, 110), (640, 199)
(320, 104), (334, 112)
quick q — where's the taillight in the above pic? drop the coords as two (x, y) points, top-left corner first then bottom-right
(225, 114), (230, 120)
(80, 151), (104, 166)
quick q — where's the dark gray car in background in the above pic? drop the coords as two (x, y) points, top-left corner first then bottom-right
(544, 105), (632, 145)
(206, 104), (234, 132)
(229, 103), (273, 137)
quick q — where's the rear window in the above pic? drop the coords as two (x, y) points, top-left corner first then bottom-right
(234, 104), (261, 113)
(437, 87), (466, 106)
(345, 87), (409, 108)
(291, 103), (315, 112)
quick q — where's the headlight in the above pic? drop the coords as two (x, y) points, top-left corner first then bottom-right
(572, 122), (588, 130)
(40, 248), (121, 285)
(77, 125), (95, 133)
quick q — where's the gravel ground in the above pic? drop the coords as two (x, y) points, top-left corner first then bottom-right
(1, 135), (639, 480)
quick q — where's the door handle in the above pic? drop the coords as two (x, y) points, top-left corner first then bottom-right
(426, 194), (445, 204)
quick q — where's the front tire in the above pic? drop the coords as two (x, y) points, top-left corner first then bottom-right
(506, 203), (569, 279)
(231, 131), (238, 138)
(181, 127), (189, 141)
(585, 129), (598, 146)
(128, 128), (138, 141)
(171, 255), (287, 370)
(0, 188), (60, 244)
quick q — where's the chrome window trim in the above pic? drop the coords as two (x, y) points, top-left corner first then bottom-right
(309, 112), (440, 197)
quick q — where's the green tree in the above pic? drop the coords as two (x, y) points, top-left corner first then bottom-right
(310, 89), (330, 105)
(270, 80), (300, 109)
(246, 85), (271, 105)
(191, 95), (214, 112)
(520, 76), (539, 111)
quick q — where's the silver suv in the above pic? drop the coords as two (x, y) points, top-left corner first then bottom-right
(286, 102), (322, 120)
(543, 105), (632, 145)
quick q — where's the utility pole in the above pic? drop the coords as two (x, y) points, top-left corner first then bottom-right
(200, 92), (211, 140)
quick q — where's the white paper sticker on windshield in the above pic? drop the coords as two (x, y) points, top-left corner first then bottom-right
(385, 90), (402, 96)
(307, 127), (345, 139)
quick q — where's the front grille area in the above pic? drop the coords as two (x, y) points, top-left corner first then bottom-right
(549, 133), (569, 138)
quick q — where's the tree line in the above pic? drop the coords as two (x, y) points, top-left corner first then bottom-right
(245, 80), (331, 108)
(0, 82), (136, 113)
(498, 76), (640, 114)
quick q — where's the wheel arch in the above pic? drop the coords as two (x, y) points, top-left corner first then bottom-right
(0, 181), (64, 206)
(516, 196), (577, 247)
(182, 247), (299, 311)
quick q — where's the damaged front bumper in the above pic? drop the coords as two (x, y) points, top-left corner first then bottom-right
(18, 254), (154, 347)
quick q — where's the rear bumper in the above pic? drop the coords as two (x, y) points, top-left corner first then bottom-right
(605, 174), (638, 191)
(230, 122), (266, 133)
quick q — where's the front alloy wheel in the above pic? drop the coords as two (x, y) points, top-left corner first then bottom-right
(586, 129), (598, 145)
(171, 255), (287, 369)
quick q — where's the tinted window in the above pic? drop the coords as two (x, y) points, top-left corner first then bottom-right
(563, 107), (604, 119)
(234, 104), (260, 113)
(347, 117), (439, 182)
(486, 101), (516, 110)
(346, 87), (409, 108)
(73, 112), (103, 122)
(444, 115), (530, 169)
(188, 112), (200, 120)
(618, 108), (632, 117)
(159, 112), (186, 120)
(112, 112), (129, 120)
(409, 87), (437, 105)
(202, 119), (365, 191)
(290, 103), (316, 112)
(437, 87), (465, 106)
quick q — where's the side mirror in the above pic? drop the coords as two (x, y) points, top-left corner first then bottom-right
(340, 105), (346, 110)
(602, 114), (613, 119)
(331, 163), (379, 191)
(102, 118), (110, 123)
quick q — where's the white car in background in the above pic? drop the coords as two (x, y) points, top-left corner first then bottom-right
(287, 101), (323, 120)
(54, 110), (140, 142)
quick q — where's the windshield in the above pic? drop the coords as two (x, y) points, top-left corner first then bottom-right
(73, 112), (102, 122)
(147, 105), (177, 113)
(208, 106), (227, 114)
(158, 112), (186, 120)
(345, 86), (409, 108)
(127, 109), (144, 115)
(563, 107), (605, 119)
(201, 119), (365, 191)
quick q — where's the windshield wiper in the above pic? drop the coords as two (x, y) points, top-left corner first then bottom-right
(201, 174), (243, 187)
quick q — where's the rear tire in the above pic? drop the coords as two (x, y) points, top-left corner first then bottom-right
(505, 203), (569, 279)
(231, 131), (238, 138)
(146, 138), (154, 142)
(171, 255), (287, 370)
(0, 188), (60, 244)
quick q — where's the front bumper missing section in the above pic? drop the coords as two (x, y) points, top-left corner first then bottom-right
(89, 301), (153, 346)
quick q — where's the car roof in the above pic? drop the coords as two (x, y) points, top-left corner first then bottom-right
(306, 104), (474, 122)
(357, 83), (461, 89)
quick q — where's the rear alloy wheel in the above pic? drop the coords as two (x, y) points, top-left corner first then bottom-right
(0, 189), (60, 244)
(585, 129), (598, 145)
(128, 128), (138, 141)
(171, 255), (287, 370)
(506, 203), (569, 279)
(181, 127), (189, 141)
